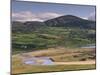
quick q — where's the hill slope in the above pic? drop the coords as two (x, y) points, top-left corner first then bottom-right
(12, 21), (46, 33)
(45, 15), (95, 29)
(12, 15), (96, 54)
(12, 15), (96, 33)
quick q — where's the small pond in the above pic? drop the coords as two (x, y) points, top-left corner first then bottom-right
(22, 57), (54, 65)
(81, 44), (96, 48)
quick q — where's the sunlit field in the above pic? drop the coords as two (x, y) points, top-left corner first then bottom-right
(12, 47), (96, 74)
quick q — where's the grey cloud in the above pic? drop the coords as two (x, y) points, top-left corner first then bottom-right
(12, 11), (62, 22)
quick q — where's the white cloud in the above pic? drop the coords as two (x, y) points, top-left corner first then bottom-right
(12, 11), (62, 22)
(88, 12), (96, 21)
(81, 17), (88, 20)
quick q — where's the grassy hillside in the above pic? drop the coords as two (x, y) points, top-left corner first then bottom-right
(12, 26), (95, 54)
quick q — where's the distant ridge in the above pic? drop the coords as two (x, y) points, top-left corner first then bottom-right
(12, 15), (96, 33)
(44, 15), (95, 29)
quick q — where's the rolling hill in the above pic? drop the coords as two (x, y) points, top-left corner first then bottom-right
(45, 15), (95, 29)
(12, 15), (95, 33)
(12, 15), (96, 54)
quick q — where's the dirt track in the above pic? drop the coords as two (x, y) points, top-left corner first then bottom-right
(54, 60), (95, 65)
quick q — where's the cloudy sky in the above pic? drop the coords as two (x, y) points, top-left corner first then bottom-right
(12, 0), (96, 22)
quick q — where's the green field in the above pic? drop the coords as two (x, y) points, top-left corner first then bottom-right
(12, 27), (95, 54)
(12, 22), (96, 74)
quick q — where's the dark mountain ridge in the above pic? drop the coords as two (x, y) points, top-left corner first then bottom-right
(12, 15), (96, 33)
(44, 15), (95, 29)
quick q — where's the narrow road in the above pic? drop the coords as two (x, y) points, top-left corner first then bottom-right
(54, 60), (95, 65)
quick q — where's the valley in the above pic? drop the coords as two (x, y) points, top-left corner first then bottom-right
(12, 15), (96, 74)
